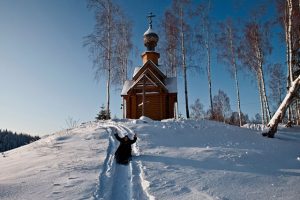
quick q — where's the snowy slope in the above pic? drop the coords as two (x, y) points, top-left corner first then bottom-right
(0, 119), (300, 200)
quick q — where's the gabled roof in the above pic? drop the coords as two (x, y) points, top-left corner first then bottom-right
(133, 73), (159, 89)
(133, 60), (166, 81)
(133, 67), (141, 77)
(121, 80), (134, 95)
(122, 68), (168, 96)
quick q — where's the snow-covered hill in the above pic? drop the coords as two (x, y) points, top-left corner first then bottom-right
(1, 119), (300, 200)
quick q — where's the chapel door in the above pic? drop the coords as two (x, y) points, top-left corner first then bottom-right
(136, 94), (162, 120)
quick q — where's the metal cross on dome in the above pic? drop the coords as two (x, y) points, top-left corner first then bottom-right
(147, 12), (156, 29)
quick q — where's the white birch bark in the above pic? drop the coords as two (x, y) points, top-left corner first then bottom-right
(284, 2), (291, 87)
(106, 2), (112, 119)
(257, 76), (265, 125)
(206, 32), (213, 117)
(228, 25), (242, 126)
(200, 0), (213, 117)
(254, 28), (271, 123)
(263, 75), (300, 137)
(233, 62), (242, 126)
(296, 99), (300, 125)
(287, 0), (293, 83)
(259, 66), (271, 122)
(180, 7), (190, 118)
(232, 62), (242, 126)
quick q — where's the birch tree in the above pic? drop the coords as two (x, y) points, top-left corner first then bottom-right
(193, 0), (214, 118)
(239, 20), (272, 125)
(268, 63), (286, 110)
(264, 0), (300, 137)
(263, 75), (300, 137)
(159, 10), (180, 77)
(84, 0), (132, 119)
(166, 0), (192, 118)
(217, 18), (243, 126)
(212, 90), (231, 123)
(262, 0), (300, 138)
(114, 15), (133, 86)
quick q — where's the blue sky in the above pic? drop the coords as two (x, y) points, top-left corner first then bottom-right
(0, 0), (283, 136)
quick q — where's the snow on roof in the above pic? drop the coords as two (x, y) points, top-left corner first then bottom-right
(143, 27), (156, 35)
(121, 80), (134, 95)
(144, 68), (167, 89)
(165, 77), (177, 93)
(130, 71), (166, 92)
(123, 71), (176, 96)
(133, 67), (141, 77)
(133, 60), (166, 80)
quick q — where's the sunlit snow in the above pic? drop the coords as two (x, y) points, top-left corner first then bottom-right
(1, 119), (300, 200)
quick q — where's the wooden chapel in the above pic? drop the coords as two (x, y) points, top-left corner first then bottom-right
(121, 13), (177, 120)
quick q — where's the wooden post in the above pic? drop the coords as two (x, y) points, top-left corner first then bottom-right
(132, 95), (137, 119)
(122, 99), (125, 119)
(142, 78), (145, 116)
(160, 94), (163, 119)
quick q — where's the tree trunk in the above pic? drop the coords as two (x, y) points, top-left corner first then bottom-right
(259, 66), (272, 122)
(228, 26), (242, 126)
(106, 68), (111, 119)
(263, 75), (300, 137)
(106, 2), (112, 119)
(278, 80), (282, 106)
(205, 0), (213, 117)
(206, 39), (213, 117)
(172, 50), (177, 77)
(285, 0), (293, 125)
(283, 1), (291, 124)
(288, 105), (292, 124)
(297, 100), (300, 125)
(287, 0), (294, 83)
(180, 7), (190, 118)
(255, 32), (271, 123)
(284, 1), (291, 86)
(234, 67), (242, 126)
(257, 76), (265, 125)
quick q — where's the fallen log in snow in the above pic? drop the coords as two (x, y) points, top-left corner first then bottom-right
(262, 75), (300, 138)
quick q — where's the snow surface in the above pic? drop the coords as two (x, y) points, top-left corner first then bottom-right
(1, 119), (300, 200)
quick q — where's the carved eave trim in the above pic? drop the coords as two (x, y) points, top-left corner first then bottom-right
(133, 59), (166, 81)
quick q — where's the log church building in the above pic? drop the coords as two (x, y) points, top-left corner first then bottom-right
(121, 13), (177, 120)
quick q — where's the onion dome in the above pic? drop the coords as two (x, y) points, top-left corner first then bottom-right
(143, 12), (159, 51)
(143, 27), (159, 51)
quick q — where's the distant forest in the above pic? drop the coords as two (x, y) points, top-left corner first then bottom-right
(0, 129), (40, 152)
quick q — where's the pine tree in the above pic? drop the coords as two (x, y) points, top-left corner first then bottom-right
(96, 104), (111, 120)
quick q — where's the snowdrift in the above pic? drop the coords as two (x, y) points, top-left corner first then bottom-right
(1, 119), (300, 200)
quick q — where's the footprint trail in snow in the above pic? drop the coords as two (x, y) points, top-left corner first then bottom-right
(94, 123), (154, 200)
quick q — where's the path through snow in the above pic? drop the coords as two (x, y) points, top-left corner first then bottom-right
(93, 122), (154, 200)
